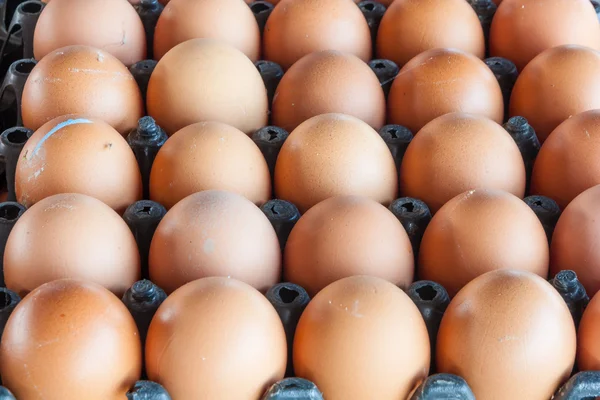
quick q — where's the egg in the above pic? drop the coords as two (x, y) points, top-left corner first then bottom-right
(294, 276), (430, 399)
(510, 45), (600, 143)
(153, 0), (260, 61)
(437, 269), (576, 400)
(146, 277), (287, 399)
(34, 0), (146, 66)
(578, 291), (600, 370)
(419, 189), (549, 297)
(490, 0), (600, 71)
(284, 196), (413, 297)
(274, 113), (397, 214)
(0, 279), (142, 400)
(388, 48), (504, 133)
(150, 121), (271, 209)
(149, 190), (281, 294)
(401, 113), (526, 213)
(263, 0), (372, 70)
(272, 50), (385, 133)
(376, 0), (485, 67)
(147, 39), (268, 135)
(22, 45), (144, 135)
(531, 110), (600, 209)
(16, 115), (142, 213)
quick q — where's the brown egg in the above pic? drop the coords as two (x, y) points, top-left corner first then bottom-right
(490, 0), (600, 71)
(150, 121), (271, 210)
(437, 269), (576, 400)
(401, 113), (526, 213)
(153, 0), (260, 61)
(146, 277), (286, 399)
(0, 279), (141, 400)
(22, 45), (144, 135)
(419, 189), (549, 297)
(294, 276), (430, 399)
(510, 45), (600, 143)
(274, 113), (397, 214)
(550, 185), (600, 297)
(388, 48), (504, 133)
(578, 291), (600, 370)
(263, 0), (372, 70)
(284, 196), (413, 297)
(34, 0), (146, 66)
(272, 50), (385, 133)
(147, 39), (268, 135)
(16, 115), (142, 214)
(531, 110), (600, 209)
(149, 190), (280, 294)
(377, 0), (485, 67)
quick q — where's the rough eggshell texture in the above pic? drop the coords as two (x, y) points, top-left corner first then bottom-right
(531, 110), (600, 209)
(16, 115), (143, 214)
(437, 270), (576, 400)
(149, 190), (281, 294)
(22, 45), (144, 135)
(153, 0), (260, 61)
(274, 113), (398, 214)
(510, 45), (600, 143)
(4, 193), (140, 298)
(377, 0), (485, 67)
(388, 48), (504, 133)
(34, 0), (146, 66)
(419, 189), (549, 297)
(294, 276), (430, 400)
(284, 196), (414, 297)
(578, 291), (600, 370)
(263, 0), (372, 70)
(146, 277), (287, 399)
(401, 113), (526, 213)
(150, 121), (271, 209)
(490, 0), (600, 71)
(147, 39), (268, 136)
(550, 185), (600, 297)
(0, 279), (142, 400)
(272, 50), (385, 133)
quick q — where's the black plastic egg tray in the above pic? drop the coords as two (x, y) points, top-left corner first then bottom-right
(0, 0), (597, 399)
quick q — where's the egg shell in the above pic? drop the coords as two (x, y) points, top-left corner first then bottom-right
(419, 189), (549, 297)
(153, 0), (260, 61)
(376, 0), (485, 67)
(263, 0), (372, 70)
(578, 291), (600, 370)
(147, 38), (268, 136)
(274, 113), (397, 214)
(437, 269), (576, 400)
(388, 48), (504, 133)
(146, 277), (287, 399)
(149, 121), (271, 210)
(149, 190), (281, 294)
(400, 113), (526, 213)
(0, 279), (142, 400)
(22, 45), (144, 135)
(272, 50), (385, 133)
(510, 45), (600, 143)
(490, 0), (600, 71)
(15, 115), (142, 214)
(34, 0), (146, 66)
(294, 275), (430, 400)
(531, 110), (600, 209)
(284, 196), (414, 297)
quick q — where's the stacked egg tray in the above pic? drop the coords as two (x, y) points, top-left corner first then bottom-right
(0, 0), (598, 399)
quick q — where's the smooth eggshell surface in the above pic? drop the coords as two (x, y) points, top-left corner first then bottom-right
(294, 276), (430, 400)
(578, 291), (600, 370)
(0, 279), (142, 400)
(419, 189), (549, 297)
(284, 196), (414, 297)
(437, 270), (576, 400)
(388, 48), (504, 133)
(146, 277), (287, 399)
